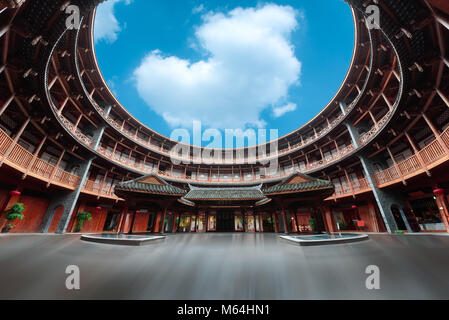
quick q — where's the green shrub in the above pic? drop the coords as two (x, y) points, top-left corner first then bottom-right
(76, 211), (92, 232)
(309, 218), (317, 232)
(4, 202), (25, 230)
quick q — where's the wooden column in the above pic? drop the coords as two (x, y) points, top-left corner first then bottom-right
(98, 171), (109, 198)
(160, 207), (168, 233)
(0, 117), (30, 166)
(73, 114), (83, 132)
(422, 112), (449, 154)
(58, 97), (69, 115)
(404, 131), (428, 174)
(433, 189), (449, 233)
(117, 206), (128, 233)
(382, 93), (393, 110)
(323, 206), (335, 233)
(281, 211), (288, 233)
(23, 135), (47, 179)
(127, 210), (137, 234)
(47, 149), (66, 186)
(368, 200), (380, 232)
(437, 89), (449, 108)
(386, 146), (406, 184)
(343, 168), (355, 197)
(0, 93), (14, 116)
(368, 111), (378, 126)
(272, 212), (278, 232)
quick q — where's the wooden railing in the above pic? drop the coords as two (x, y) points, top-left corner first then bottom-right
(82, 179), (122, 200)
(419, 139), (445, 165)
(88, 97), (349, 163)
(327, 177), (371, 199)
(352, 178), (371, 193)
(97, 141), (356, 183)
(58, 114), (94, 147)
(358, 111), (392, 145)
(374, 126), (449, 186)
(0, 128), (80, 189)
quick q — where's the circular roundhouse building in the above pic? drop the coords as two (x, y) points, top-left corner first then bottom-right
(0, 0), (449, 236)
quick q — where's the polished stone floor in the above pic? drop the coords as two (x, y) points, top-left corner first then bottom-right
(0, 233), (449, 299)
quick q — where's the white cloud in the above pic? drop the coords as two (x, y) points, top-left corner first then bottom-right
(273, 102), (297, 118)
(192, 4), (205, 14)
(94, 0), (131, 44)
(133, 4), (302, 129)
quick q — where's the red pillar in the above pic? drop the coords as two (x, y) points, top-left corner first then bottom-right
(273, 213), (279, 232)
(323, 206), (335, 233)
(281, 212), (288, 233)
(117, 206), (128, 233)
(368, 201), (380, 232)
(433, 189), (449, 233)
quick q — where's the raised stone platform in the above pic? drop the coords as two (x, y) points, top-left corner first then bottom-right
(80, 233), (166, 246)
(280, 233), (369, 246)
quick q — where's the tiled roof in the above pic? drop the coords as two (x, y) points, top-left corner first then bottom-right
(115, 180), (186, 195)
(184, 185), (266, 200)
(263, 175), (334, 194)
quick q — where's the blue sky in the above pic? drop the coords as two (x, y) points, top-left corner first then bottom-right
(94, 0), (354, 145)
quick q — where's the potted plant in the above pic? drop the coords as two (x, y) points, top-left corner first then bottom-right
(2, 202), (25, 233)
(308, 217), (317, 233)
(75, 211), (92, 232)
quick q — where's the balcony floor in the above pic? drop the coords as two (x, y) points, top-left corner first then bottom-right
(0, 233), (449, 299)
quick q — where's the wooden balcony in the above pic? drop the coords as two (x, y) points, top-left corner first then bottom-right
(58, 114), (94, 148)
(0, 128), (80, 189)
(96, 103), (348, 164)
(326, 177), (372, 200)
(98, 140), (357, 183)
(358, 111), (392, 145)
(374, 126), (449, 187)
(82, 179), (123, 201)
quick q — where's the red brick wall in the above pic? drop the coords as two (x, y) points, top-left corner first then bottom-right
(8, 195), (49, 233)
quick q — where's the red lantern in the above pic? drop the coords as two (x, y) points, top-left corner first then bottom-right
(96, 206), (102, 211)
(352, 205), (358, 210)
(9, 190), (21, 196)
(168, 212), (173, 216)
(136, 210), (141, 214)
(433, 188), (445, 196)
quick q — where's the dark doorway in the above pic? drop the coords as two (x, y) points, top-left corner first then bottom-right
(391, 205), (407, 231)
(146, 213), (155, 232)
(262, 215), (274, 232)
(103, 212), (120, 232)
(216, 211), (234, 232)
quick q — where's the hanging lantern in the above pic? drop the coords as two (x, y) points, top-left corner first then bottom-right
(168, 212), (173, 216)
(9, 190), (21, 196)
(96, 206), (102, 211)
(433, 188), (445, 196)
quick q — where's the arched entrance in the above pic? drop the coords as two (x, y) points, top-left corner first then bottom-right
(391, 205), (407, 231)
(48, 205), (64, 233)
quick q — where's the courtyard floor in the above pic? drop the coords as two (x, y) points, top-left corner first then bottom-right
(0, 233), (449, 299)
